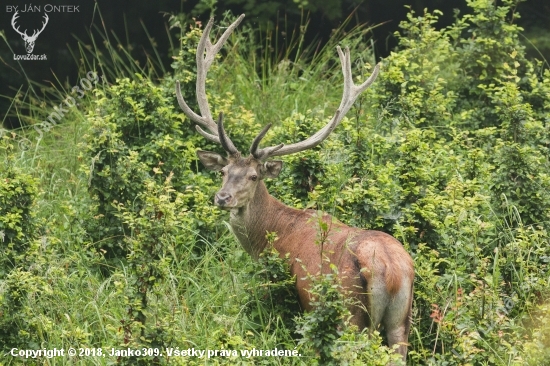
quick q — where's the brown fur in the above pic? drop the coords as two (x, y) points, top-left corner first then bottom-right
(198, 154), (415, 362)
(230, 181), (414, 360)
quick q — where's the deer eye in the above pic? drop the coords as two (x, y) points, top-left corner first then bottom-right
(250, 175), (258, 181)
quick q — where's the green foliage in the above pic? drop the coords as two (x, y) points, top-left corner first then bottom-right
(295, 265), (348, 365)
(0, 137), (40, 273)
(243, 242), (302, 334)
(332, 327), (403, 366)
(2, 1), (550, 365)
(112, 175), (185, 364)
(523, 302), (550, 365)
(0, 140), (42, 348)
(81, 74), (222, 258)
(375, 8), (459, 130)
(0, 269), (45, 350)
(275, 113), (329, 201)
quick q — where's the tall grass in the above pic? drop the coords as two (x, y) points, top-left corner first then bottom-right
(212, 12), (377, 127)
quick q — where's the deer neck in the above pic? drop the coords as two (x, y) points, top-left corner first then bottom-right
(229, 181), (290, 259)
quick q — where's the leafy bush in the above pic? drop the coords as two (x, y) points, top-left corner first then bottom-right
(0, 269), (45, 349)
(0, 137), (40, 273)
(332, 327), (403, 366)
(295, 264), (348, 365)
(2, 0), (550, 364)
(112, 174), (186, 364)
(81, 74), (222, 258)
(243, 242), (301, 335)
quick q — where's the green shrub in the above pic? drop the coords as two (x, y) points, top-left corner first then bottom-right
(295, 264), (348, 365)
(0, 136), (40, 273)
(243, 241), (301, 334)
(332, 328), (403, 366)
(81, 74), (222, 258)
(112, 174), (186, 364)
(523, 302), (550, 365)
(0, 269), (45, 349)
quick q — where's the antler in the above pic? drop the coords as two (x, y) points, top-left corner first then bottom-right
(176, 14), (245, 154)
(11, 12), (48, 40)
(176, 15), (380, 161)
(250, 47), (380, 160)
(11, 12), (27, 38)
(29, 13), (49, 40)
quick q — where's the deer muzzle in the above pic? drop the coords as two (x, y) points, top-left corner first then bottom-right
(215, 191), (233, 208)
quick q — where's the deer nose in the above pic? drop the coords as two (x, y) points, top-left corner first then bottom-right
(215, 191), (232, 206)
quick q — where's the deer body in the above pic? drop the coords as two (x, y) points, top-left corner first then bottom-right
(231, 179), (414, 312)
(200, 154), (414, 359)
(176, 14), (414, 361)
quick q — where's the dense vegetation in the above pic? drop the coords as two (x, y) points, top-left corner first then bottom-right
(1, 0), (549, 364)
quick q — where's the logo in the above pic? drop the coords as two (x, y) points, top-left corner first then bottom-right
(6, 4), (80, 60)
(11, 11), (48, 54)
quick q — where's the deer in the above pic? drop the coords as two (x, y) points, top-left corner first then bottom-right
(11, 11), (49, 54)
(175, 14), (414, 361)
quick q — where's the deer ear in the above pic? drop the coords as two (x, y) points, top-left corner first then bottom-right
(263, 160), (283, 178)
(196, 150), (228, 171)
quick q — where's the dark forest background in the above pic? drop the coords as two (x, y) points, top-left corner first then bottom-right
(0, 0), (549, 129)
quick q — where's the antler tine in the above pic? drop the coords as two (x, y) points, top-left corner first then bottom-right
(176, 80), (212, 130)
(217, 112), (239, 155)
(193, 17), (217, 127)
(31, 13), (48, 37)
(175, 14), (245, 152)
(250, 123), (284, 160)
(336, 46), (380, 115)
(258, 47), (380, 159)
(193, 114), (240, 156)
(194, 125), (220, 144)
(37, 13), (48, 35)
(202, 14), (246, 71)
(11, 12), (27, 37)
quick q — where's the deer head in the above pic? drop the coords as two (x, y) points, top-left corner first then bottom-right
(175, 14), (380, 209)
(192, 116), (284, 209)
(11, 12), (49, 54)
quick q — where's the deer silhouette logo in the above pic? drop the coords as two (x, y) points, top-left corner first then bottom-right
(11, 11), (49, 54)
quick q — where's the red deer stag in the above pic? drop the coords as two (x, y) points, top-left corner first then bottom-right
(175, 14), (414, 361)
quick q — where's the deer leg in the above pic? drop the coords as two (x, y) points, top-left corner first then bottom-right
(385, 324), (408, 361)
(382, 281), (413, 363)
